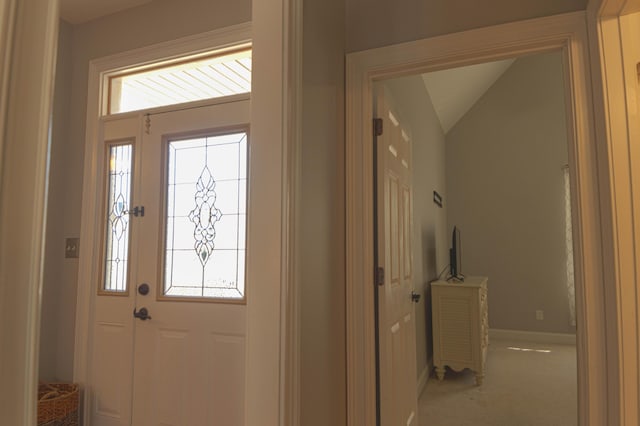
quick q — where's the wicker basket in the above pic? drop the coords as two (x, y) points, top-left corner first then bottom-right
(37, 383), (79, 426)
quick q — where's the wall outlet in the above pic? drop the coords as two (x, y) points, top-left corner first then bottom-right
(535, 310), (544, 321)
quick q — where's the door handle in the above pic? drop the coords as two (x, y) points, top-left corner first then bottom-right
(133, 307), (152, 320)
(411, 292), (421, 303)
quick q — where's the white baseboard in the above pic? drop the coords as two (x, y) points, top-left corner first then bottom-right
(417, 366), (429, 397)
(489, 328), (576, 345)
(417, 354), (433, 396)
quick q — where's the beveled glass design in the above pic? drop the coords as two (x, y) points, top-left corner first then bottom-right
(164, 132), (247, 299)
(103, 143), (133, 292)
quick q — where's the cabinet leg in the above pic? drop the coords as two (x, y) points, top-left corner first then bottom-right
(435, 366), (445, 381)
(475, 373), (484, 386)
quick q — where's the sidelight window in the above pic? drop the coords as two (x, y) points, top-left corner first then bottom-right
(102, 142), (134, 293)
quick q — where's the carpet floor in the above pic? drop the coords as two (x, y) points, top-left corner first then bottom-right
(418, 338), (577, 426)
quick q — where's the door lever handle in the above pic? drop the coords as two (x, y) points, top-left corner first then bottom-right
(133, 307), (152, 320)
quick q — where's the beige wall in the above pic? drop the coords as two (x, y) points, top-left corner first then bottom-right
(41, 0), (251, 382)
(445, 51), (574, 334)
(300, 0), (346, 424)
(345, 0), (587, 52)
(383, 76), (448, 382)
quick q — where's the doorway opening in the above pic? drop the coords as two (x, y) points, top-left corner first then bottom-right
(375, 50), (578, 425)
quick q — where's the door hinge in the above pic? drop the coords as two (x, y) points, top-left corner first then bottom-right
(373, 118), (383, 136)
(129, 206), (145, 217)
(376, 266), (385, 286)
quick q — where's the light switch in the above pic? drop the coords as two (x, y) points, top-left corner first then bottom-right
(65, 238), (79, 258)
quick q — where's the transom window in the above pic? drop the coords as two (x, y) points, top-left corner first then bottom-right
(106, 46), (251, 115)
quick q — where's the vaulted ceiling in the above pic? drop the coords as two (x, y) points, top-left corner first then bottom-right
(422, 58), (515, 134)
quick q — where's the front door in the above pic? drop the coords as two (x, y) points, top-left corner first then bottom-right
(375, 91), (419, 426)
(89, 97), (249, 426)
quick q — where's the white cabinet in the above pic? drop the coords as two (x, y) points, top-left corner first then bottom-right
(431, 276), (488, 385)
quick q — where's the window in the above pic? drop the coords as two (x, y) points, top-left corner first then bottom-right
(106, 47), (251, 115)
(102, 142), (133, 292)
(163, 131), (248, 299)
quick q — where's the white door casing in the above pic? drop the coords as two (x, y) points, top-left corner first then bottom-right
(375, 92), (418, 426)
(72, 25), (257, 426)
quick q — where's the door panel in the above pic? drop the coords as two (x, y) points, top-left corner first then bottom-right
(376, 92), (418, 426)
(90, 116), (140, 426)
(92, 323), (131, 421)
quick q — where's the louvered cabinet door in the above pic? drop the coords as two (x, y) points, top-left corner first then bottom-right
(431, 276), (488, 385)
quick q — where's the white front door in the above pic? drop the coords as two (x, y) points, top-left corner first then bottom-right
(89, 97), (249, 426)
(376, 92), (419, 426)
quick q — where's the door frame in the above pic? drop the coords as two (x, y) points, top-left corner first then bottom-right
(346, 11), (612, 425)
(74, 18), (302, 425)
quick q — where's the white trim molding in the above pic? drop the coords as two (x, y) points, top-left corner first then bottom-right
(586, 1), (640, 424)
(489, 329), (577, 345)
(279, 0), (303, 424)
(346, 12), (614, 426)
(0, 0), (59, 424)
(417, 366), (430, 398)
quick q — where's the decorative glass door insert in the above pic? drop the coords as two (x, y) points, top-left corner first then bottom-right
(163, 131), (247, 299)
(102, 142), (133, 293)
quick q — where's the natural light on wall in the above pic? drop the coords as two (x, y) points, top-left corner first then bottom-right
(106, 47), (251, 115)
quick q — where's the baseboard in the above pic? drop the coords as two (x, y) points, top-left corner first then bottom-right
(417, 354), (433, 396)
(417, 366), (429, 397)
(489, 328), (576, 345)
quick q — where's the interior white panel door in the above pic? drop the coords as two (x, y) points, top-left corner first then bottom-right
(376, 92), (419, 426)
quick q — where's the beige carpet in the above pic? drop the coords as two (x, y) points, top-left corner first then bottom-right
(418, 338), (577, 426)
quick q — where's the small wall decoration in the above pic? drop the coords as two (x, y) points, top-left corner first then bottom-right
(433, 191), (443, 208)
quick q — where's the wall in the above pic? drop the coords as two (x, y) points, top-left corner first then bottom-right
(39, 19), (73, 381)
(41, 0), (251, 382)
(383, 76), (448, 384)
(345, 0), (587, 52)
(445, 51), (574, 334)
(300, 0), (346, 424)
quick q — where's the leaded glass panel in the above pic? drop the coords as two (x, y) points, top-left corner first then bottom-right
(164, 132), (247, 299)
(103, 143), (133, 292)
